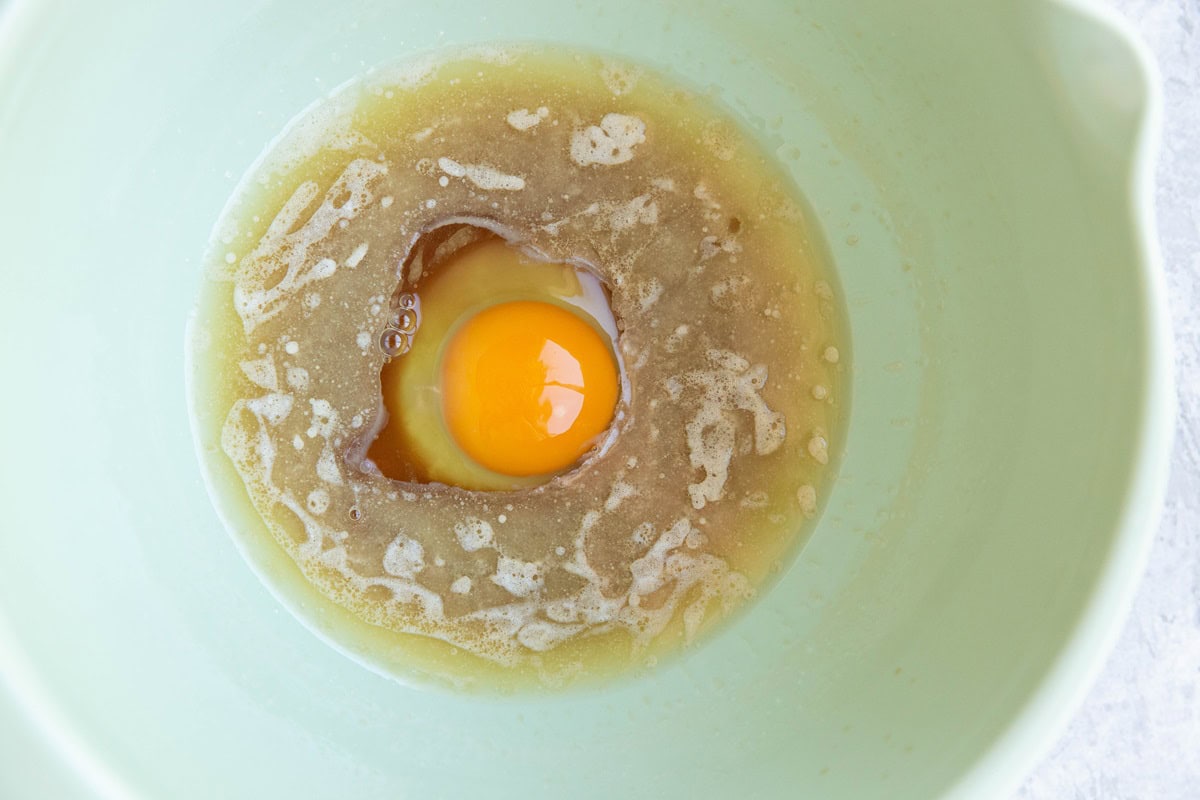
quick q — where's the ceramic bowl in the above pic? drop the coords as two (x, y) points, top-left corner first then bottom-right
(0, 0), (1171, 797)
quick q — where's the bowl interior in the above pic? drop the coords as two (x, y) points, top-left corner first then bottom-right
(0, 1), (1166, 797)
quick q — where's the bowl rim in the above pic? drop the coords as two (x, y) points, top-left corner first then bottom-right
(942, 0), (1175, 796)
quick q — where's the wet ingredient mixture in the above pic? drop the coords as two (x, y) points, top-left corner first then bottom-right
(190, 46), (847, 688)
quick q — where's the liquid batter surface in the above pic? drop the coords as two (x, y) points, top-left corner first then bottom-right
(190, 46), (847, 689)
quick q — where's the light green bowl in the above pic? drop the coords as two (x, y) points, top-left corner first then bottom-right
(0, 0), (1172, 797)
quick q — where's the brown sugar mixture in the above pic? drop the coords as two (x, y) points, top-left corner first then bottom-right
(189, 46), (847, 688)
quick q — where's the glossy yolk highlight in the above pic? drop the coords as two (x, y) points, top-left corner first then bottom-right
(440, 301), (619, 477)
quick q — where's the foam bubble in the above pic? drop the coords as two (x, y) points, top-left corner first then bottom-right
(306, 489), (330, 515)
(239, 355), (278, 390)
(286, 366), (310, 390)
(807, 432), (829, 465)
(437, 157), (526, 191)
(307, 399), (336, 439)
(599, 62), (643, 96)
(234, 159), (387, 333)
(346, 242), (369, 268)
(604, 480), (637, 512)
(607, 194), (658, 231)
(630, 519), (691, 595)
(796, 485), (818, 518)
(637, 278), (663, 311)
(517, 620), (583, 651)
(454, 518), (495, 552)
(246, 392), (293, 426)
(383, 534), (425, 578)
(316, 445), (343, 485)
(676, 350), (787, 509)
(506, 106), (549, 131)
(570, 114), (645, 167)
(491, 557), (543, 598)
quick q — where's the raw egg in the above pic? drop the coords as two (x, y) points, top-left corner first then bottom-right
(368, 234), (624, 490)
(440, 300), (620, 477)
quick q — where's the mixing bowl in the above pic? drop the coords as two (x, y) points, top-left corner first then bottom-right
(0, 0), (1172, 797)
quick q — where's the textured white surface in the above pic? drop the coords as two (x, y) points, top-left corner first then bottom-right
(0, 2), (1196, 798)
(1018, 0), (1200, 797)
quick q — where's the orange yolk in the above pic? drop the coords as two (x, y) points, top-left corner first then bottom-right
(440, 301), (619, 477)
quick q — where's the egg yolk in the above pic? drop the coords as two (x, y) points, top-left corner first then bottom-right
(440, 301), (619, 477)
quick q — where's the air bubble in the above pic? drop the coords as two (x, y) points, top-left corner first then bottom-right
(379, 329), (412, 357)
(394, 310), (419, 333)
(397, 293), (417, 310)
(349, 506), (362, 521)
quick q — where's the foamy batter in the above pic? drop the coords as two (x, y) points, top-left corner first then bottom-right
(190, 47), (846, 687)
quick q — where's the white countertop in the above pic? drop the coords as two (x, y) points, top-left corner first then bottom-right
(1018, 0), (1200, 796)
(1, 1), (1196, 798)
